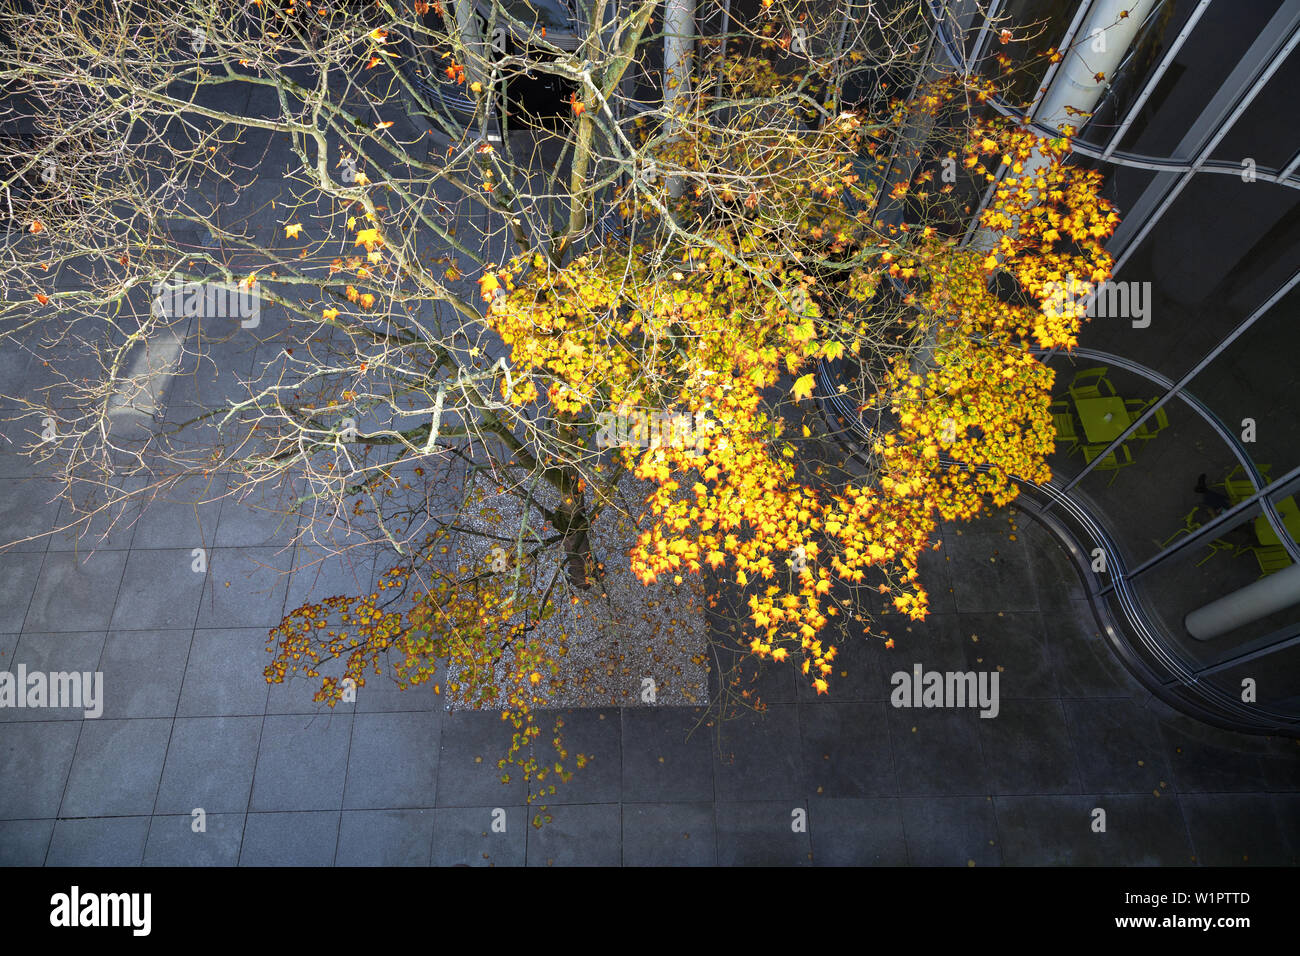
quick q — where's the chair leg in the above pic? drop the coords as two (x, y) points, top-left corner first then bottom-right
(1158, 528), (1189, 548)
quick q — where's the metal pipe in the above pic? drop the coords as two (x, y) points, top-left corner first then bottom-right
(972, 0), (1161, 252)
(1031, 0), (1159, 134)
(1186, 560), (1300, 641)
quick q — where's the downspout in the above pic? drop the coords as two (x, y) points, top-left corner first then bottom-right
(970, 0), (1161, 255)
(1186, 561), (1300, 642)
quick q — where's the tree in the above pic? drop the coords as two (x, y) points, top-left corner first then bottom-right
(0, 0), (1115, 799)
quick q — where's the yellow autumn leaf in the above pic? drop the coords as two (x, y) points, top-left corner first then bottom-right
(792, 373), (815, 401)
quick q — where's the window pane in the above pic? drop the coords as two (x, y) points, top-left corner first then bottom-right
(1187, 282), (1300, 480)
(1074, 0), (1206, 151)
(1211, 46), (1300, 170)
(1084, 176), (1300, 382)
(983, 0), (1082, 107)
(1116, 0), (1281, 160)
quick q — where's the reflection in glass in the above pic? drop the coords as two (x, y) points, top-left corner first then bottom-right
(1132, 503), (1292, 667)
(1187, 282), (1300, 479)
(1087, 176), (1300, 380)
(1064, 369), (1237, 569)
(983, 0), (1081, 107)
(1116, 0), (1281, 160)
(1074, 0), (1199, 150)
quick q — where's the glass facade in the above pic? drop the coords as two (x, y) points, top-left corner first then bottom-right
(945, 0), (1300, 733)
(1109, 0), (1282, 160)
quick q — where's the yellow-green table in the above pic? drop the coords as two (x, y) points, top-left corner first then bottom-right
(1074, 396), (1131, 444)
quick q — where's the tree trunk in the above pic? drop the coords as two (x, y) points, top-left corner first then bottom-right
(555, 496), (600, 590)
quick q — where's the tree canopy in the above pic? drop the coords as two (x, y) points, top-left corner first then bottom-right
(0, 0), (1116, 797)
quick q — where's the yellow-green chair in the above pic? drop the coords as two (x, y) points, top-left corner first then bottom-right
(1216, 463), (1272, 505)
(1156, 507), (1200, 548)
(1194, 538), (1237, 567)
(1237, 544), (1291, 578)
(1081, 442), (1134, 485)
(1125, 398), (1169, 443)
(1068, 367), (1117, 401)
(1052, 411), (1080, 455)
